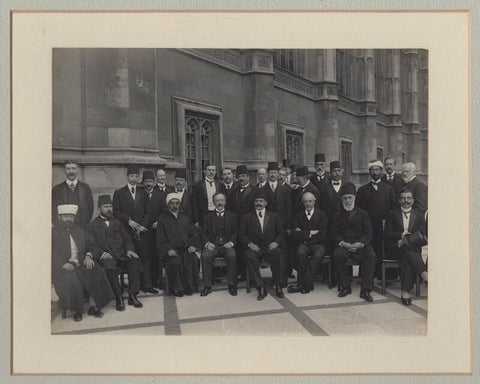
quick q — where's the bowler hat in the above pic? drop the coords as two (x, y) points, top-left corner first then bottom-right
(404, 231), (428, 250)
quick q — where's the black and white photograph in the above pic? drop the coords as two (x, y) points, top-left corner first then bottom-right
(10, 10), (470, 376)
(50, 47), (429, 336)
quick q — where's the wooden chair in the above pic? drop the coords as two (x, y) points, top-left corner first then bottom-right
(381, 259), (421, 296)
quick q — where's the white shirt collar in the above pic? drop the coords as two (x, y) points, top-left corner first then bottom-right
(157, 183), (166, 188)
(305, 207), (315, 216)
(127, 183), (136, 190)
(301, 180), (311, 188)
(404, 175), (416, 184)
(66, 178), (78, 186)
(270, 180), (278, 187)
(241, 183), (250, 189)
(370, 179), (381, 184)
(401, 207), (412, 214)
(224, 182), (234, 188)
(256, 208), (266, 216)
(205, 177), (215, 183)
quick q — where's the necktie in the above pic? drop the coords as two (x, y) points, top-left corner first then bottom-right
(69, 183), (75, 191)
(402, 210), (411, 219)
(131, 186), (135, 194)
(307, 210), (312, 217)
(333, 181), (340, 186)
(270, 183), (276, 192)
(258, 211), (263, 218)
(371, 181), (378, 191)
(225, 185), (230, 191)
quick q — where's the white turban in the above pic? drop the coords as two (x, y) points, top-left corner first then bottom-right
(57, 204), (78, 215)
(166, 193), (181, 205)
(368, 160), (384, 169)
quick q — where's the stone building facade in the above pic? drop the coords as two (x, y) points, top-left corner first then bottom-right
(53, 48), (428, 207)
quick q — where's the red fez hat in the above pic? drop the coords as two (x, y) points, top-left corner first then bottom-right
(236, 165), (248, 175)
(142, 170), (155, 181)
(296, 166), (309, 177)
(267, 161), (279, 171)
(175, 168), (187, 179)
(254, 187), (268, 200)
(330, 161), (341, 171)
(315, 153), (326, 163)
(127, 165), (140, 175)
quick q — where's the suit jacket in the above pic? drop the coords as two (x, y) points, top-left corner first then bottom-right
(264, 183), (293, 229)
(319, 180), (356, 218)
(239, 210), (285, 250)
(200, 210), (238, 247)
(52, 180), (93, 229)
(191, 178), (223, 225)
(87, 216), (134, 261)
(112, 185), (149, 230)
(330, 206), (373, 246)
(156, 211), (201, 257)
(142, 188), (168, 228)
(310, 172), (330, 192)
(220, 181), (239, 211)
(52, 224), (99, 273)
(384, 207), (426, 252)
(292, 208), (328, 246)
(231, 184), (255, 219)
(356, 181), (397, 223)
(403, 177), (428, 215)
(381, 173), (404, 198)
(293, 181), (321, 213)
(178, 188), (193, 218)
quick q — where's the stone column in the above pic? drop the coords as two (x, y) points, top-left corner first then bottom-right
(242, 50), (275, 169)
(387, 49), (404, 166)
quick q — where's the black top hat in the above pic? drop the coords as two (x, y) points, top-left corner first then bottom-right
(236, 165), (248, 175)
(404, 231), (428, 251)
(282, 159), (290, 167)
(296, 166), (309, 177)
(127, 165), (140, 175)
(329, 161), (341, 171)
(254, 187), (268, 201)
(142, 170), (155, 181)
(315, 153), (326, 163)
(267, 161), (279, 171)
(175, 168), (187, 179)
(98, 194), (112, 207)
(339, 183), (356, 196)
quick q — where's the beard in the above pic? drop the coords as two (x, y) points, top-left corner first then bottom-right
(61, 220), (74, 229)
(103, 210), (113, 219)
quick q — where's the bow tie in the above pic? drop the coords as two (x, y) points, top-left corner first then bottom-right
(306, 210), (312, 216)
(176, 189), (183, 193)
(216, 211), (224, 217)
(332, 181), (340, 186)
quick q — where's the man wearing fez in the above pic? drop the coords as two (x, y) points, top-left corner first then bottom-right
(87, 195), (143, 311)
(293, 166), (321, 213)
(318, 161), (356, 218)
(288, 192), (328, 294)
(231, 165), (255, 281)
(239, 188), (286, 300)
(220, 167), (238, 212)
(112, 166), (155, 293)
(200, 192), (238, 297)
(401, 162), (428, 216)
(264, 161), (293, 230)
(256, 167), (267, 188)
(52, 204), (114, 322)
(310, 153), (330, 192)
(52, 160), (93, 229)
(192, 163), (223, 229)
(356, 160), (397, 279)
(157, 193), (201, 297)
(331, 184), (377, 302)
(381, 157), (404, 198)
(384, 189), (428, 305)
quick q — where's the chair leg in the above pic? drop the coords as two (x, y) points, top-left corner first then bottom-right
(381, 264), (386, 295)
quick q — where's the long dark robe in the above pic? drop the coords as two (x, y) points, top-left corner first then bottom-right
(52, 224), (114, 313)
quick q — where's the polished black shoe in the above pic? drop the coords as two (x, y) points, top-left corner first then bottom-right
(337, 287), (352, 297)
(257, 286), (267, 301)
(360, 290), (374, 302)
(301, 284), (313, 294)
(73, 312), (82, 322)
(174, 290), (184, 297)
(228, 286), (238, 296)
(401, 297), (412, 306)
(88, 306), (104, 318)
(287, 284), (303, 294)
(128, 295), (143, 308)
(275, 286), (285, 298)
(144, 287), (159, 294)
(200, 287), (212, 297)
(116, 297), (125, 311)
(61, 309), (68, 319)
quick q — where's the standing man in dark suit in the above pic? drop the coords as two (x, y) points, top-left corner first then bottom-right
(220, 167), (238, 212)
(288, 192), (328, 294)
(52, 204), (114, 322)
(356, 160), (397, 279)
(157, 193), (202, 297)
(172, 168), (193, 218)
(231, 165), (255, 281)
(239, 188), (286, 300)
(87, 195), (143, 311)
(293, 166), (321, 213)
(384, 189), (428, 305)
(331, 184), (377, 302)
(191, 163), (223, 230)
(310, 153), (330, 192)
(155, 167), (175, 195)
(264, 161), (293, 230)
(52, 160), (94, 229)
(112, 165), (156, 293)
(401, 162), (428, 216)
(200, 192), (238, 297)
(382, 157), (404, 199)
(278, 166), (288, 186)
(256, 167), (267, 188)
(318, 161), (356, 219)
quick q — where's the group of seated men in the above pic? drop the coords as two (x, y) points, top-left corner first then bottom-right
(52, 154), (428, 322)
